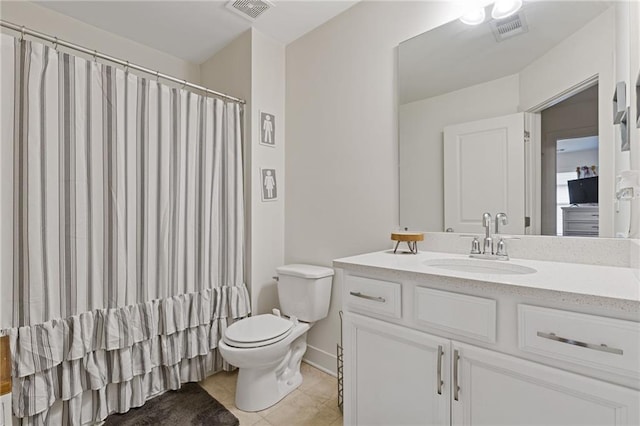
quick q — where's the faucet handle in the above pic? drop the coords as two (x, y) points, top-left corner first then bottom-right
(495, 238), (508, 257)
(471, 237), (481, 254)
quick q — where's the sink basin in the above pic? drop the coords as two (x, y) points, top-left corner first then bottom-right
(423, 258), (537, 275)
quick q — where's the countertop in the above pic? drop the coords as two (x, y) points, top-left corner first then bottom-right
(334, 250), (640, 306)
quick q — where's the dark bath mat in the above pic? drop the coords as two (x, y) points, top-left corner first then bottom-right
(104, 382), (239, 426)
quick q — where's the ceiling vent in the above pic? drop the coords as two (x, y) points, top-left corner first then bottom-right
(490, 12), (528, 42)
(226, 0), (274, 22)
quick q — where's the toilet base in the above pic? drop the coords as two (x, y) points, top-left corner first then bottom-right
(234, 332), (308, 412)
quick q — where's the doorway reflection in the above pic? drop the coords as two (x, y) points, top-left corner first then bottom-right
(555, 136), (599, 236)
(540, 84), (599, 235)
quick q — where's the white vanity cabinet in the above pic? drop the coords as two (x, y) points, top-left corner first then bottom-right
(344, 313), (450, 426)
(338, 266), (640, 426)
(452, 342), (639, 426)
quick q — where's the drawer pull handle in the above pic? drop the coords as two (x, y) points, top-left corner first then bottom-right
(453, 349), (460, 401)
(436, 345), (444, 395)
(536, 332), (623, 355)
(349, 291), (386, 303)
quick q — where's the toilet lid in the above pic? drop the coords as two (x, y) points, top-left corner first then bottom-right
(224, 314), (293, 348)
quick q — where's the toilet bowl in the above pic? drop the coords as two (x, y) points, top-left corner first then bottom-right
(218, 264), (334, 412)
(218, 313), (311, 411)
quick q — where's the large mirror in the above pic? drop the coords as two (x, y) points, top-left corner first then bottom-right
(399, 1), (630, 237)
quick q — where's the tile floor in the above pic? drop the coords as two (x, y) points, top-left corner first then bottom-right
(200, 362), (343, 426)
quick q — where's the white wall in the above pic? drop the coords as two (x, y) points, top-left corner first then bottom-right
(285, 1), (464, 373)
(200, 28), (286, 317)
(399, 74), (520, 232)
(200, 31), (252, 102)
(0, 1), (200, 82)
(201, 29), (285, 314)
(249, 30), (286, 315)
(518, 8), (614, 111)
(557, 150), (599, 174)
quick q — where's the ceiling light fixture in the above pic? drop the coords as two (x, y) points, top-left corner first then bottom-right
(460, 6), (486, 26)
(491, 0), (523, 20)
(459, 0), (523, 25)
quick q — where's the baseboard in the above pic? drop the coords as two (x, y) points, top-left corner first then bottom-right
(303, 344), (338, 377)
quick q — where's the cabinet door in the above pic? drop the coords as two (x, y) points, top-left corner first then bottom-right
(343, 312), (450, 426)
(452, 342), (640, 426)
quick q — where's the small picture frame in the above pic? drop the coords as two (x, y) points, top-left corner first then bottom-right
(621, 107), (630, 152)
(260, 168), (278, 201)
(260, 111), (276, 147)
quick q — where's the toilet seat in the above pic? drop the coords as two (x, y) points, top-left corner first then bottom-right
(224, 314), (294, 348)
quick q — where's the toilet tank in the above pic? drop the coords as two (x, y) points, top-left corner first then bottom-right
(276, 264), (334, 323)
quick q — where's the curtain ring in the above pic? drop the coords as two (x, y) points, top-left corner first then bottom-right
(93, 50), (98, 63)
(181, 80), (187, 89)
(20, 26), (25, 41)
(124, 60), (129, 73)
(156, 71), (160, 82)
(53, 36), (58, 51)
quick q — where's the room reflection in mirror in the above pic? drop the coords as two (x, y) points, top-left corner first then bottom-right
(398, 0), (634, 238)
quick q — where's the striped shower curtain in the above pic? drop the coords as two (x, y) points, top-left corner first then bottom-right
(0, 33), (250, 425)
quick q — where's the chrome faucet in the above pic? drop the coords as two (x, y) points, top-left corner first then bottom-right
(468, 212), (510, 260)
(495, 212), (508, 235)
(494, 213), (509, 257)
(482, 212), (493, 255)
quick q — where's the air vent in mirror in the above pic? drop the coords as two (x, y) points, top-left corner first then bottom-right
(491, 13), (528, 42)
(226, 0), (274, 22)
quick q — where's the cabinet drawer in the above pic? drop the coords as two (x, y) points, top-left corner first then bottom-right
(414, 287), (496, 343)
(518, 305), (640, 379)
(345, 275), (401, 319)
(563, 230), (599, 237)
(566, 210), (599, 221)
(564, 221), (599, 232)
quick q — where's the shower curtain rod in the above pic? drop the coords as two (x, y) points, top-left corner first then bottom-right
(0, 20), (246, 105)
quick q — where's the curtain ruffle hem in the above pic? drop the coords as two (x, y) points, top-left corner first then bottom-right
(3, 285), (250, 425)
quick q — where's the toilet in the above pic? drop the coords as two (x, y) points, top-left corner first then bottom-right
(218, 264), (334, 412)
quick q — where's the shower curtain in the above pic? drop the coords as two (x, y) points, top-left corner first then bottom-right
(0, 33), (250, 425)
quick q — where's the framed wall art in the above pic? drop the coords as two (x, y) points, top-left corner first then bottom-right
(260, 111), (276, 147)
(260, 168), (278, 201)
